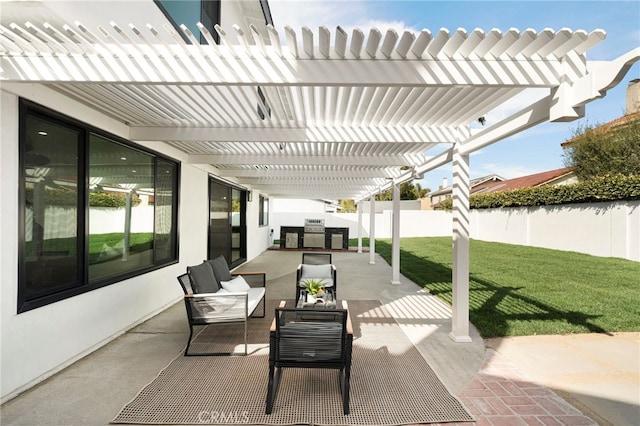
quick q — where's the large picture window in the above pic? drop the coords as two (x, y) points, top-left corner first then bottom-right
(18, 99), (179, 312)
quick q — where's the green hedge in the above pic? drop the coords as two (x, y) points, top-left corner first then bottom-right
(437, 174), (640, 210)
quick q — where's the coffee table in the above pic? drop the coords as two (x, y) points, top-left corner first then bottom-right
(296, 289), (338, 309)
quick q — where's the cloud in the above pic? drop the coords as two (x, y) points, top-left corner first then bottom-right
(474, 88), (549, 127)
(473, 163), (542, 180)
(269, 0), (370, 32)
(340, 19), (420, 37)
(268, 1), (419, 43)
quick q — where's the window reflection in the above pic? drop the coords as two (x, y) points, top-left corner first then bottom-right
(155, 159), (177, 262)
(231, 188), (241, 263)
(23, 115), (80, 299)
(88, 134), (154, 281)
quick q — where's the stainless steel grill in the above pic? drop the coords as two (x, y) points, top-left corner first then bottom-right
(303, 219), (325, 248)
(303, 218), (325, 233)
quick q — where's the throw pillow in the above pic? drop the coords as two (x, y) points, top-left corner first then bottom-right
(220, 276), (251, 293)
(208, 255), (233, 282)
(187, 262), (220, 294)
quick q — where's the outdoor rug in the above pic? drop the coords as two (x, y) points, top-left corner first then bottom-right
(112, 300), (474, 425)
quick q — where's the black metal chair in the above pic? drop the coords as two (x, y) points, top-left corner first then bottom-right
(301, 252), (332, 265)
(296, 252), (337, 301)
(265, 302), (353, 415)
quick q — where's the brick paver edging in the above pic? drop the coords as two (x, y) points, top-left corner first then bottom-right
(456, 349), (596, 426)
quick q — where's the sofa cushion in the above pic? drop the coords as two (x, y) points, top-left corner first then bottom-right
(208, 255), (233, 282)
(220, 276), (251, 293)
(187, 262), (220, 294)
(247, 287), (266, 314)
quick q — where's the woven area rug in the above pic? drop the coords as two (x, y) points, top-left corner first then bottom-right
(112, 300), (474, 425)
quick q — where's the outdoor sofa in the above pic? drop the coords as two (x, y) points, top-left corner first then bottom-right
(177, 255), (266, 356)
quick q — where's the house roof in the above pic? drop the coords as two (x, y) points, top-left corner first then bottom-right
(472, 167), (574, 193)
(560, 112), (640, 147)
(429, 174), (504, 196)
(1, 1), (638, 201)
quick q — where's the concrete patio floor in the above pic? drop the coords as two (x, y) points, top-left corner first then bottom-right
(1, 250), (637, 425)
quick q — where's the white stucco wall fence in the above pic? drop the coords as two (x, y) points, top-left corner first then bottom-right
(271, 200), (639, 262)
(470, 201), (640, 261)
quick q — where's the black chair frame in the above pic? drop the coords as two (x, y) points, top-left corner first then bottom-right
(265, 305), (352, 415)
(296, 252), (337, 301)
(177, 271), (266, 356)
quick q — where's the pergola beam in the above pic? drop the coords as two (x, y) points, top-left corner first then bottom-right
(130, 124), (458, 144)
(0, 53), (578, 87)
(218, 168), (399, 178)
(550, 48), (640, 122)
(459, 96), (551, 155)
(188, 153), (424, 166)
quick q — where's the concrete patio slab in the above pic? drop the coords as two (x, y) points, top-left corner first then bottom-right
(485, 332), (640, 426)
(1, 250), (636, 426)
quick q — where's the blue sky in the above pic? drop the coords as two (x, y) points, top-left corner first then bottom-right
(268, 0), (640, 192)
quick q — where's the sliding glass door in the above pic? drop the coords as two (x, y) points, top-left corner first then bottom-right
(208, 178), (246, 268)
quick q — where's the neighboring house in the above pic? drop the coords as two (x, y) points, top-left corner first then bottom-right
(429, 175), (504, 207)
(473, 167), (576, 194)
(430, 168), (575, 208)
(419, 197), (433, 210)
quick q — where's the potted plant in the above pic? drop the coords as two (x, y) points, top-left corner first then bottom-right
(301, 278), (326, 303)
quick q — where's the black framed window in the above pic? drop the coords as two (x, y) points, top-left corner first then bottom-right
(21, 112), (83, 302)
(18, 99), (179, 312)
(259, 195), (269, 226)
(208, 177), (246, 269)
(155, 0), (221, 44)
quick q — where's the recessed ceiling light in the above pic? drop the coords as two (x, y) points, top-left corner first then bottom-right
(38, 131), (47, 136)
(120, 157), (127, 161)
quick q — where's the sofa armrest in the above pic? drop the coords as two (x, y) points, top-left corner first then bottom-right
(342, 300), (353, 336)
(185, 292), (249, 323)
(270, 300), (288, 333)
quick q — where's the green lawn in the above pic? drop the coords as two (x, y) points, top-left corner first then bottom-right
(365, 237), (640, 337)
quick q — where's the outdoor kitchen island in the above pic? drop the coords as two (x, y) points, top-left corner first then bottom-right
(280, 219), (349, 250)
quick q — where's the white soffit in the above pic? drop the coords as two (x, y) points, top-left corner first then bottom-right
(1, 16), (637, 200)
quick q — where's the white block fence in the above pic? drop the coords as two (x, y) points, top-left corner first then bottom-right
(270, 200), (639, 262)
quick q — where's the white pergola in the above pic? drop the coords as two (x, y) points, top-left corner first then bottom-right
(2, 15), (637, 341)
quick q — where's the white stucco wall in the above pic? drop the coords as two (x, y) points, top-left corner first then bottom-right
(271, 198), (328, 214)
(0, 86), (269, 402)
(247, 192), (271, 260)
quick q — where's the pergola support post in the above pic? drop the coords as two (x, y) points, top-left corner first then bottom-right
(450, 145), (472, 343)
(357, 201), (363, 254)
(391, 183), (401, 285)
(369, 196), (376, 265)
